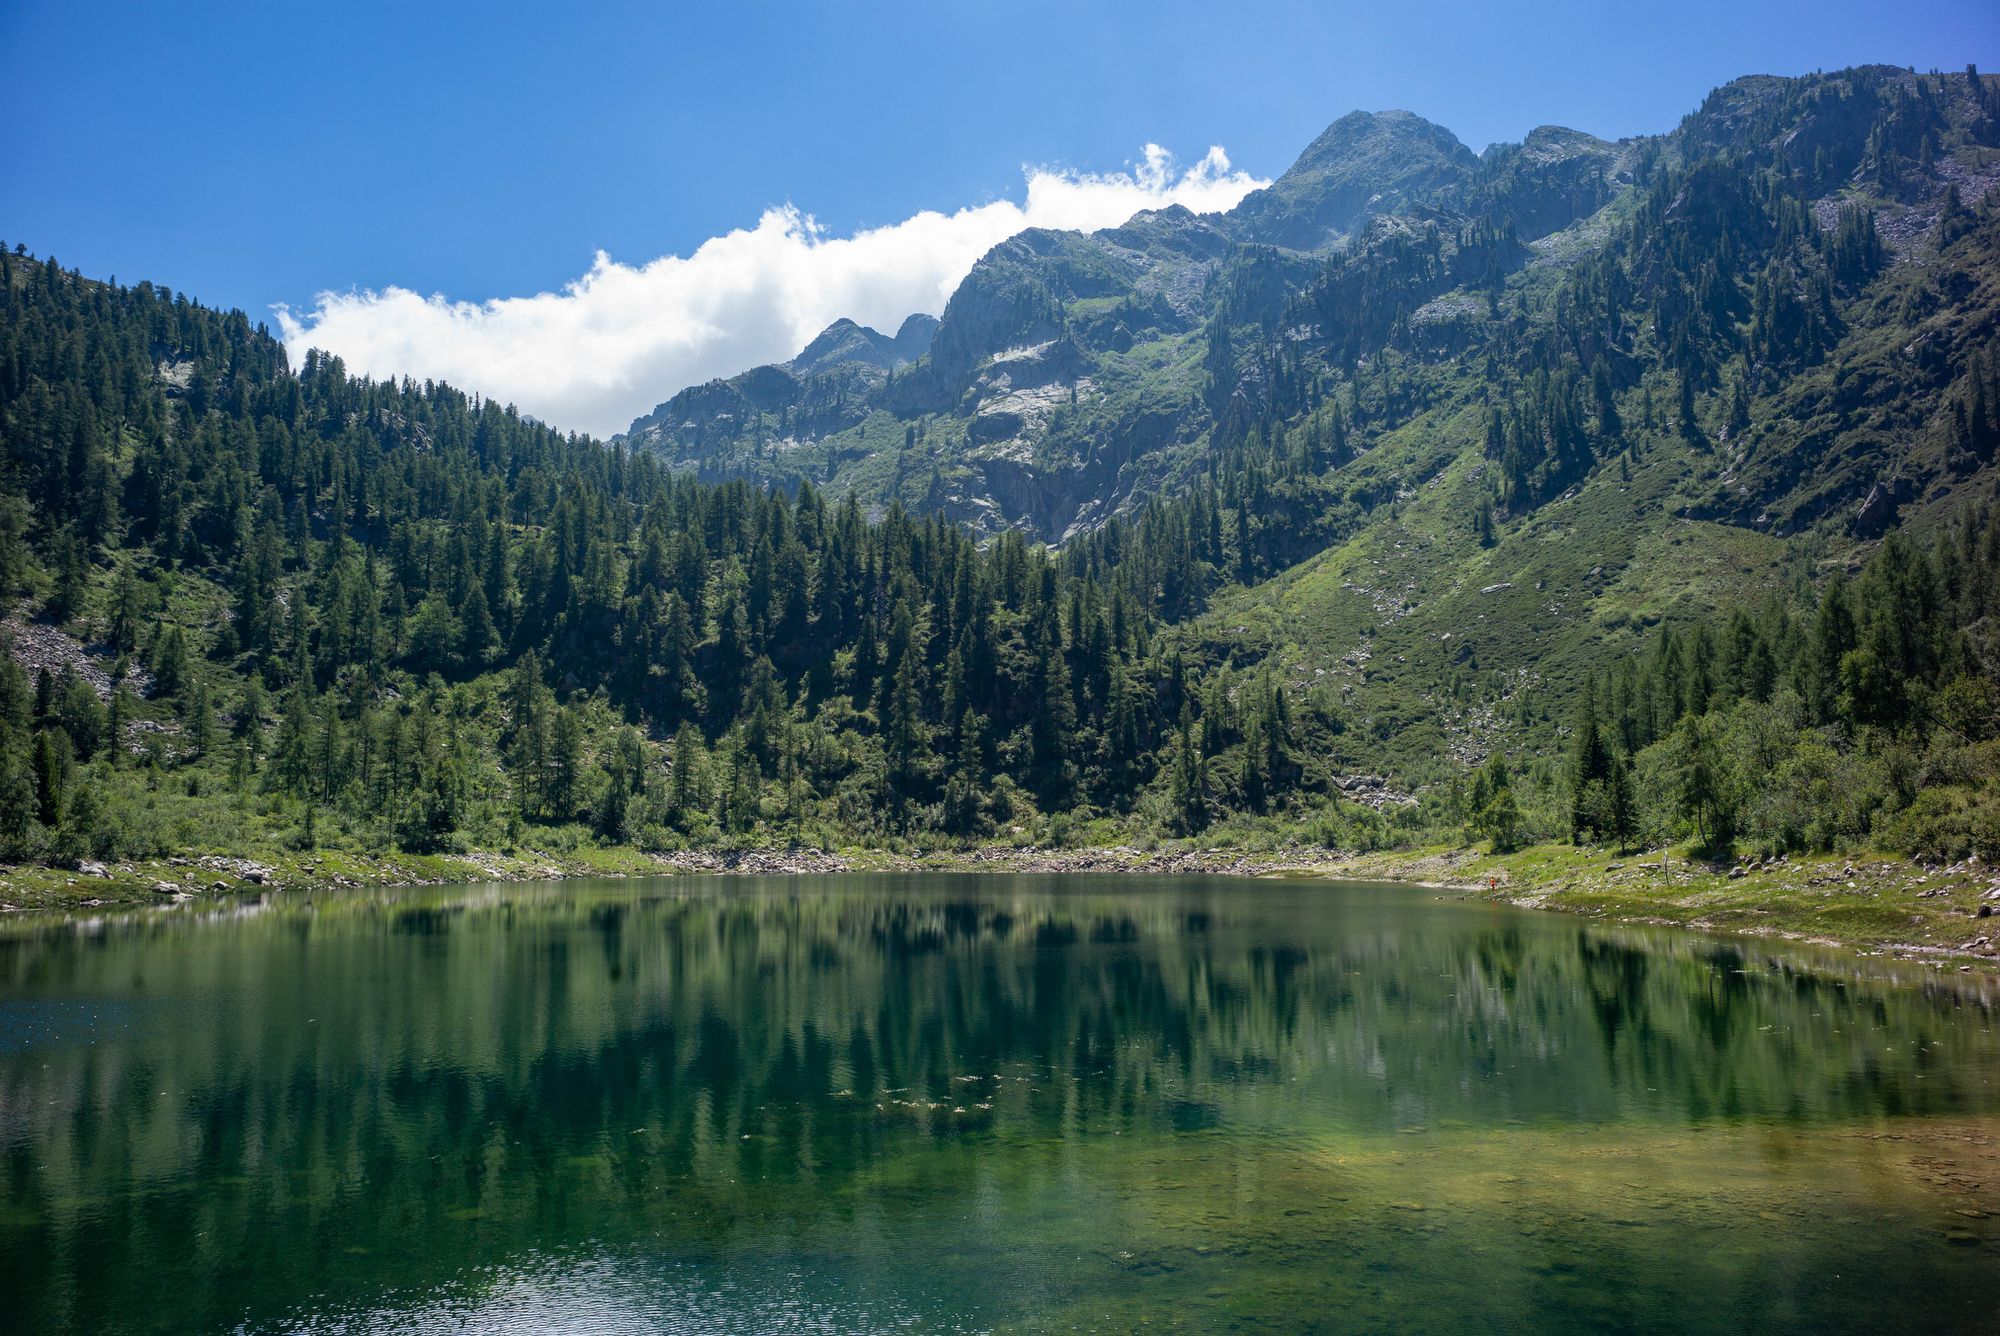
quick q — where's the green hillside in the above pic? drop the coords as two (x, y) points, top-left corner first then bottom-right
(621, 64), (2000, 792)
(2, 63), (1998, 888)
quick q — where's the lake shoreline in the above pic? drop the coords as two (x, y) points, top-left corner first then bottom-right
(2, 840), (1996, 970)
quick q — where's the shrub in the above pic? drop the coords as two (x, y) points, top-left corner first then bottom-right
(1880, 784), (2000, 862)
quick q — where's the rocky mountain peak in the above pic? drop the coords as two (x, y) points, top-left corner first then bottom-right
(1226, 109), (1480, 250)
(788, 312), (938, 376)
(1284, 108), (1476, 180)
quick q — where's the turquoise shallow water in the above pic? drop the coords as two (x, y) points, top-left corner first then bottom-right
(0, 873), (1996, 1333)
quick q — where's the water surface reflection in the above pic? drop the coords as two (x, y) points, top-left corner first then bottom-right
(1, 875), (1994, 1332)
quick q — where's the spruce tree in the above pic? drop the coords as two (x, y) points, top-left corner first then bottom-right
(547, 707), (584, 822)
(1168, 704), (1207, 835)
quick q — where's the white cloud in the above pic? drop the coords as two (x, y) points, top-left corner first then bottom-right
(274, 145), (1266, 438)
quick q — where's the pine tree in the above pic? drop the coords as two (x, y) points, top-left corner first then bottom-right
(1567, 686), (1613, 841)
(106, 683), (131, 765)
(1677, 373), (1701, 442)
(943, 708), (986, 836)
(1102, 660), (1144, 800)
(273, 675), (315, 798)
(1240, 705), (1268, 812)
(149, 626), (189, 699)
(547, 707), (584, 822)
(669, 721), (706, 827)
(1260, 671), (1292, 796)
(235, 676), (265, 740)
(109, 564), (144, 653)
(1028, 608), (1076, 803)
(721, 736), (758, 834)
(1167, 703), (1207, 834)
(507, 655), (549, 818)
(597, 727), (644, 840)
(458, 584), (499, 667)
(54, 673), (104, 761)
(1804, 577), (1858, 724)
(32, 729), (67, 827)
(47, 528), (88, 624)
(0, 740), (38, 849)
(883, 648), (932, 822)
(182, 678), (214, 757)
(1469, 753), (1521, 850)
(1605, 752), (1637, 853)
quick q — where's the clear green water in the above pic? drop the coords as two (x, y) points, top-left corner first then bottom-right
(1, 874), (1996, 1334)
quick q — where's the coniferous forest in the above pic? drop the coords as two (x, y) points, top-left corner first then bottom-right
(3, 63), (2000, 882)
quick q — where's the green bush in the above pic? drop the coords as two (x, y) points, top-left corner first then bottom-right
(1880, 784), (2000, 862)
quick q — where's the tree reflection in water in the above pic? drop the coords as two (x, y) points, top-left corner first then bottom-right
(1, 875), (1995, 1333)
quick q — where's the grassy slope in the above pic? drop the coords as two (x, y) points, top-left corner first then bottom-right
(1175, 144), (2000, 786)
(1182, 385), (1797, 785)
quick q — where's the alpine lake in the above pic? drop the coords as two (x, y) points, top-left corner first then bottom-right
(1, 873), (1995, 1333)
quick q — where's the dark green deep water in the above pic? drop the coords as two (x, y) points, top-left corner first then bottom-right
(1, 876), (1996, 1334)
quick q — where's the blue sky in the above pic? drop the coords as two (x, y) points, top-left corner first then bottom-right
(4, 0), (1996, 434)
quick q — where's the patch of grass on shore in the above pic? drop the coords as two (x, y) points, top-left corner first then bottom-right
(1317, 841), (1998, 966)
(3, 833), (1994, 972)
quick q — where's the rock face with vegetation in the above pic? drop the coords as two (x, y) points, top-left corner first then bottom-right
(620, 67), (1998, 548)
(1, 64), (1998, 904)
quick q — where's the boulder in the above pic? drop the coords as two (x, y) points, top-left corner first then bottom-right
(1854, 481), (1898, 535)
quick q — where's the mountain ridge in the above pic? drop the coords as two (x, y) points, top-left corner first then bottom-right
(619, 65), (1997, 549)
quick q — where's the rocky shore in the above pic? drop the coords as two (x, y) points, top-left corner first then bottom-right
(3, 838), (1996, 973)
